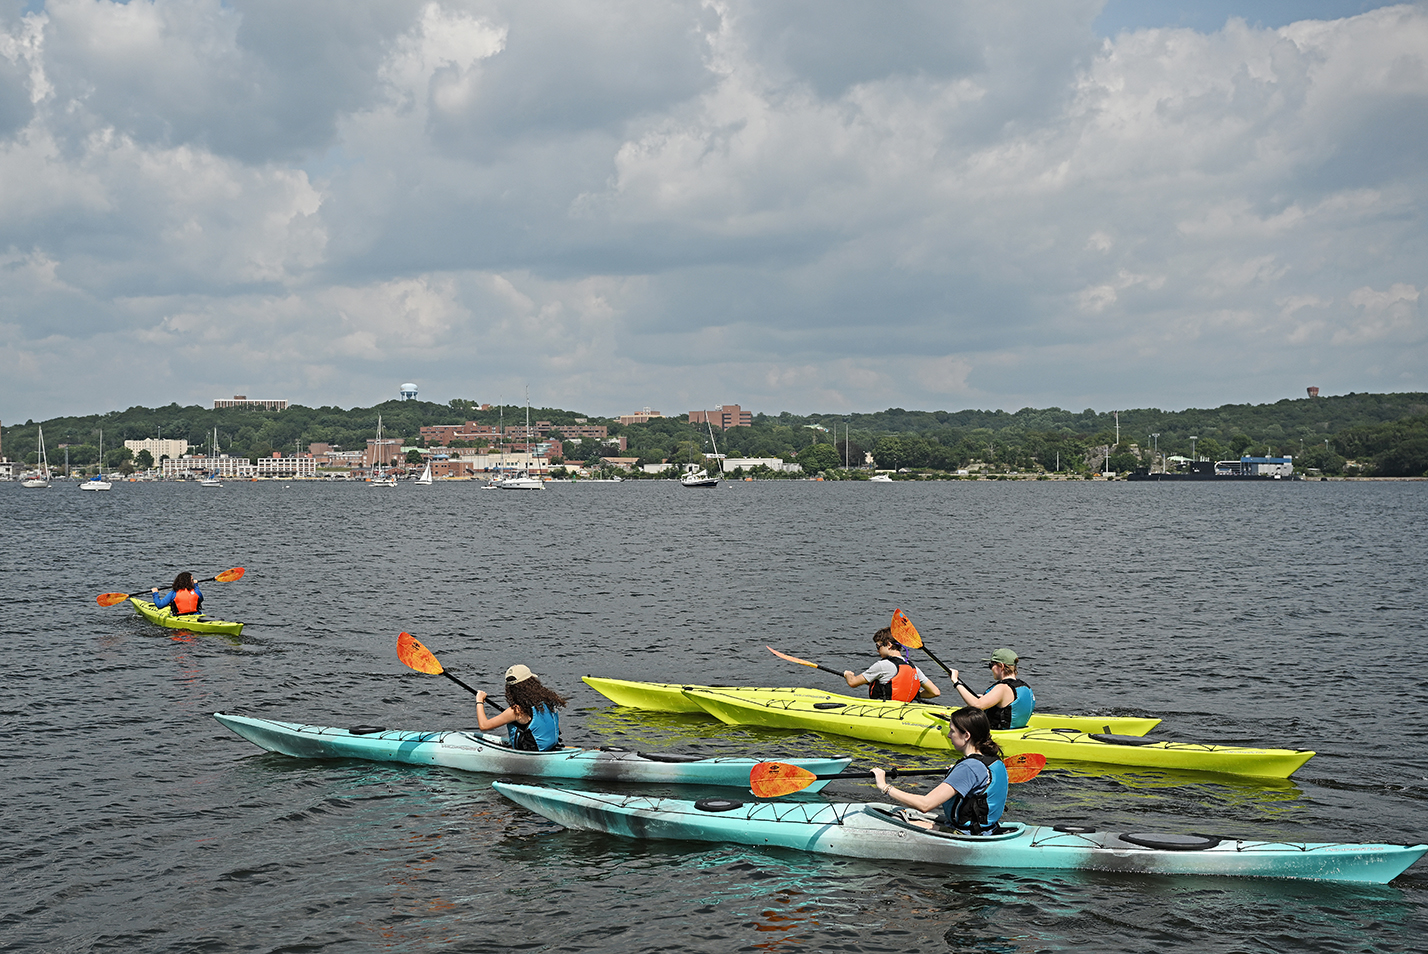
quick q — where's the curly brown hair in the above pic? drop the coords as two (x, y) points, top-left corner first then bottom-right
(173, 571), (196, 591)
(872, 626), (896, 649)
(504, 677), (569, 715)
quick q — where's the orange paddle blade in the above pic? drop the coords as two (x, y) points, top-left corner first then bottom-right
(890, 609), (923, 648)
(397, 632), (444, 675)
(215, 567), (245, 582)
(767, 645), (821, 669)
(1005, 752), (1047, 784)
(750, 761), (819, 798)
(96, 592), (131, 607)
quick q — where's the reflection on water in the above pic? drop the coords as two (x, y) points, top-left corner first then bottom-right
(3, 480), (1427, 953)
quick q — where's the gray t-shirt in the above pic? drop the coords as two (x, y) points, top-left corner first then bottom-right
(860, 658), (927, 687)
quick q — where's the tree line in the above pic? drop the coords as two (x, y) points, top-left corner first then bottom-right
(5, 392), (1426, 478)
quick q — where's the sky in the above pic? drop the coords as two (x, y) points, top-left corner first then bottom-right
(1, 0), (1425, 422)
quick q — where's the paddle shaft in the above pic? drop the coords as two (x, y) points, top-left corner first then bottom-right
(125, 573), (227, 600)
(439, 669), (514, 711)
(829, 767), (946, 782)
(918, 644), (956, 678)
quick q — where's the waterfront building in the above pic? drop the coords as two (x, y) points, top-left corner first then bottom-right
(126, 438), (189, 460)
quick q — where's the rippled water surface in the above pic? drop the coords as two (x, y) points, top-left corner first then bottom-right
(3, 478), (1426, 952)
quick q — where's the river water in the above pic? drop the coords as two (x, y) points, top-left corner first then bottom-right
(2, 478), (1426, 953)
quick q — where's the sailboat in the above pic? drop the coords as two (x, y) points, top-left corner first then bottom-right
(79, 429), (113, 491)
(199, 428), (222, 486)
(369, 414), (398, 487)
(495, 389), (544, 489)
(415, 459), (434, 485)
(681, 415), (722, 487)
(22, 426), (52, 488)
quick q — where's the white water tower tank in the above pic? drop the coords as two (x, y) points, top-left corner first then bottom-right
(400, 383), (418, 400)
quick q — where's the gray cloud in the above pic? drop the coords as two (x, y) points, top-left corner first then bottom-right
(1, 1), (1425, 421)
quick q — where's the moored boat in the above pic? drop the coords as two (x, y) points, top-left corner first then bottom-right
(129, 597), (244, 636)
(213, 712), (850, 788)
(492, 782), (1426, 884)
(680, 687), (1313, 777)
(581, 677), (1162, 736)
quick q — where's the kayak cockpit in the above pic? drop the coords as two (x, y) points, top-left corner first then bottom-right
(865, 806), (1027, 841)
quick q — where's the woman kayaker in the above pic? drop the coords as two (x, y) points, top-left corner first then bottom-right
(843, 627), (940, 701)
(871, 706), (1009, 833)
(475, 665), (568, 751)
(947, 647), (1035, 729)
(152, 572), (203, 615)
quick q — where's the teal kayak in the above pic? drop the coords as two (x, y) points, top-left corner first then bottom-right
(214, 712), (851, 789)
(130, 596), (244, 636)
(493, 782), (1427, 884)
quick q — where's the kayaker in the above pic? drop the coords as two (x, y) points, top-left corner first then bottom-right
(475, 665), (568, 751)
(151, 571), (203, 615)
(843, 627), (940, 702)
(948, 647), (1035, 729)
(871, 706), (1009, 833)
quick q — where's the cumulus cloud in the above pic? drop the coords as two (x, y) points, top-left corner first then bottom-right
(1, 0), (1425, 420)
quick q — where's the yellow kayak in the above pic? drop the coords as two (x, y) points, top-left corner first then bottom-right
(680, 687), (1314, 778)
(581, 676), (1162, 735)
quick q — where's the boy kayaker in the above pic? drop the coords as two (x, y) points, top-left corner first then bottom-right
(947, 647), (1035, 729)
(152, 571), (203, 615)
(844, 627), (940, 702)
(475, 665), (568, 751)
(872, 706), (1009, 833)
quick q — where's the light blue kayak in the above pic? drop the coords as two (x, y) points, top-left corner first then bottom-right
(493, 782), (1427, 884)
(214, 712), (850, 789)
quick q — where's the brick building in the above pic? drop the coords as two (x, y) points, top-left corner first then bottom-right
(689, 404), (753, 429)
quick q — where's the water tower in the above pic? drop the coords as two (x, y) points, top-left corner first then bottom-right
(400, 382), (418, 401)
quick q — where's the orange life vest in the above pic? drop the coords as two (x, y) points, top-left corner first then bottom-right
(172, 588), (200, 615)
(868, 660), (921, 703)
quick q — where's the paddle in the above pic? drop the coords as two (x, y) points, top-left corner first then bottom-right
(397, 632), (486, 700)
(767, 645), (845, 678)
(96, 567), (246, 606)
(750, 753), (1047, 798)
(890, 608), (955, 676)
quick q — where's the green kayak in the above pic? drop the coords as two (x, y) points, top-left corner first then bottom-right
(581, 676), (1163, 736)
(129, 597), (244, 636)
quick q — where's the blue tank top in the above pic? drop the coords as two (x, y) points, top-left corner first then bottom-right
(985, 678), (1035, 729)
(508, 705), (561, 751)
(940, 755), (1009, 832)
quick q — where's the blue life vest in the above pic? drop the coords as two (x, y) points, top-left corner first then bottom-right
(942, 754), (1009, 834)
(984, 678), (1035, 730)
(508, 704), (562, 751)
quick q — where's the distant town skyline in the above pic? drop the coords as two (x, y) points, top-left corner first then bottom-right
(3, 2), (1422, 423)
